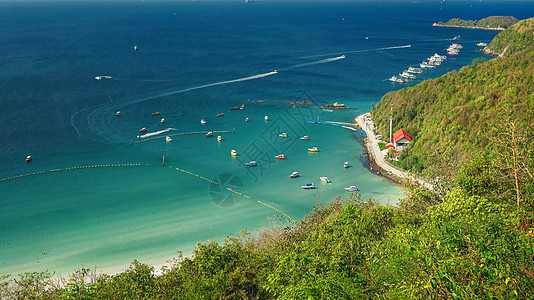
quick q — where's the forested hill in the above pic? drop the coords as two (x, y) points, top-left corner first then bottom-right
(484, 17), (534, 57)
(434, 16), (518, 30)
(371, 45), (534, 179)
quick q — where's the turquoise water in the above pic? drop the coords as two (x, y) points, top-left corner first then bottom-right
(2, 0), (529, 276)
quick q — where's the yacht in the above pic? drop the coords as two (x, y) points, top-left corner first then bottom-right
(389, 75), (405, 83)
(407, 67), (423, 74)
(345, 186), (359, 192)
(477, 42), (487, 47)
(400, 71), (416, 80)
(301, 183), (315, 189)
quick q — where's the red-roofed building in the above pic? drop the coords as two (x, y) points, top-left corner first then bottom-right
(393, 129), (412, 148)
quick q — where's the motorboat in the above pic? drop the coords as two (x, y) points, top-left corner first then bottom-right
(420, 62), (435, 69)
(345, 186), (359, 192)
(453, 35), (461, 40)
(308, 147), (319, 152)
(139, 127), (147, 133)
(264, 115), (269, 121)
(389, 75), (405, 83)
(344, 161), (349, 168)
(275, 154), (286, 160)
(217, 135), (222, 142)
(300, 136), (310, 141)
(231, 150), (237, 156)
(152, 112), (160, 116)
(160, 118), (165, 124)
(279, 133), (288, 138)
(231, 104), (244, 110)
(407, 66), (423, 74)
(289, 171), (299, 178)
(320, 176), (331, 183)
(400, 71), (416, 80)
(201, 119), (206, 125)
(217, 113), (224, 117)
(301, 183), (315, 189)
(245, 161), (257, 167)
(134, 45), (138, 51)
(206, 131), (213, 137)
(477, 42), (487, 47)
(116, 111), (121, 116)
(166, 136), (172, 142)
(245, 117), (249, 122)
(26, 155), (32, 162)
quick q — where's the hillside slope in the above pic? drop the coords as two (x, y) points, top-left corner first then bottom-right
(371, 47), (534, 178)
(485, 17), (534, 56)
(436, 16), (518, 30)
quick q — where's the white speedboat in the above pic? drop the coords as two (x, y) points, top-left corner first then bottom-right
(206, 131), (213, 137)
(301, 183), (315, 189)
(289, 171), (299, 178)
(407, 66), (423, 74)
(400, 71), (416, 80)
(245, 161), (257, 167)
(264, 115), (269, 121)
(245, 117), (249, 122)
(139, 127), (147, 133)
(201, 119), (206, 125)
(320, 176), (331, 183)
(300, 135), (310, 141)
(161, 118), (165, 124)
(275, 154), (286, 160)
(279, 132), (288, 138)
(345, 186), (359, 192)
(389, 75), (405, 83)
(26, 155), (32, 162)
(116, 111), (121, 116)
(344, 161), (349, 168)
(166, 136), (172, 142)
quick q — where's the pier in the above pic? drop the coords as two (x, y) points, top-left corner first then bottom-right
(306, 120), (367, 137)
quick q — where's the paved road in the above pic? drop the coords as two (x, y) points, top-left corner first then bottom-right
(356, 112), (432, 189)
(355, 113), (408, 182)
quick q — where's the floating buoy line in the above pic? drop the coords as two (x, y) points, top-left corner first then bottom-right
(0, 163), (144, 183)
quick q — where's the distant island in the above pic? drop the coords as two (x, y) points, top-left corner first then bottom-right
(433, 16), (519, 31)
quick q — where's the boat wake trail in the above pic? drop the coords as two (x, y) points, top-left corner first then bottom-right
(137, 128), (177, 139)
(300, 45), (411, 59)
(282, 55), (346, 70)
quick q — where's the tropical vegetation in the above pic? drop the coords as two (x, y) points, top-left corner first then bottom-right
(436, 16), (519, 30)
(485, 17), (534, 57)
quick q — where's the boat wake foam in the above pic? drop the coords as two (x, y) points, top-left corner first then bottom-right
(285, 55), (346, 69)
(137, 128), (177, 139)
(300, 45), (411, 59)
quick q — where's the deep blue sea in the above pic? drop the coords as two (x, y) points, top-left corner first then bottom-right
(1, 0), (532, 276)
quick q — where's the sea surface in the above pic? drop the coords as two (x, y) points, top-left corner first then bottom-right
(1, 0), (532, 276)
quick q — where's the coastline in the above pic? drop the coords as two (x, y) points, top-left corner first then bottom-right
(432, 23), (505, 31)
(355, 112), (431, 189)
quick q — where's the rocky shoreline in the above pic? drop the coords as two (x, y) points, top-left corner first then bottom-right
(432, 23), (505, 31)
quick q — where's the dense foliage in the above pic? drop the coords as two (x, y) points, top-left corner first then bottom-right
(486, 17), (534, 57)
(371, 46), (534, 181)
(437, 16), (519, 29)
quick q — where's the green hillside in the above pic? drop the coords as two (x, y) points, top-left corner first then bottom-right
(486, 17), (534, 57)
(371, 47), (534, 180)
(436, 16), (518, 29)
